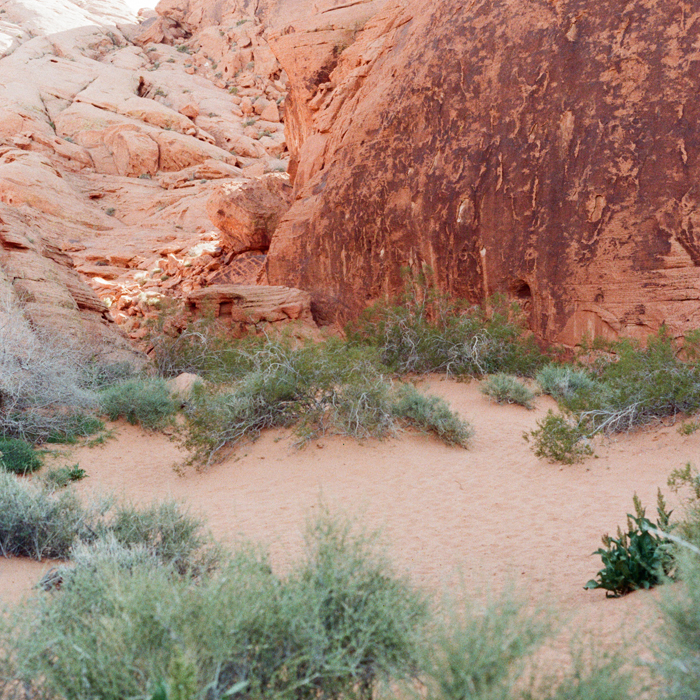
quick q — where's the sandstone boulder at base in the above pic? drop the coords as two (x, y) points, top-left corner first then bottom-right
(206, 174), (291, 254)
(186, 284), (313, 325)
(266, 0), (700, 343)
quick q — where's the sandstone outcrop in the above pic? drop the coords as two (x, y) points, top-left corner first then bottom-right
(0, 0), (301, 347)
(266, 0), (700, 343)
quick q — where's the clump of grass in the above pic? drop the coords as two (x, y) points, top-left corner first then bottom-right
(100, 500), (218, 575)
(392, 385), (472, 446)
(44, 411), (104, 444)
(0, 472), (94, 559)
(0, 438), (42, 474)
(524, 410), (593, 464)
(536, 363), (599, 401)
(100, 378), (178, 430)
(481, 373), (536, 409)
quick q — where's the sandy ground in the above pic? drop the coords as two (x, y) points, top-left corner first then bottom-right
(2, 377), (695, 649)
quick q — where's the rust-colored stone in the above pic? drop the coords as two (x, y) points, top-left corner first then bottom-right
(267, 0), (700, 342)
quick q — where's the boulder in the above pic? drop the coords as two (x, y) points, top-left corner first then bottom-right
(207, 173), (291, 254)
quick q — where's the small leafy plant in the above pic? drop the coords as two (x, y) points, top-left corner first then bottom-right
(524, 410), (593, 464)
(100, 378), (178, 430)
(43, 464), (87, 489)
(481, 374), (536, 408)
(585, 491), (674, 597)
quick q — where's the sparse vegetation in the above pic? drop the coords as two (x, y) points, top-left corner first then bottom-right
(481, 373), (536, 408)
(347, 279), (546, 378)
(178, 340), (470, 466)
(42, 464), (87, 489)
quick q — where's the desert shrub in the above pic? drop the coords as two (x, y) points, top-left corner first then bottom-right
(536, 363), (599, 402)
(100, 378), (178, 429)
(568, 331), (700, 434)
(0, 472), (95, 560)
(42, 464), (87, 489)
(667, 463), (700, 551)
(392, 385), (472, 446)
(101, 500), (218, 575)
(480, 373), (536, 408)
(420, 592), (549, 700)
(585, 491), (675, 597)
(524, 410), (593, 464)
(0, 298), (130, 443)
(7, 512), (426, 700)
(148, 311), (265, 382)
(44, 411), (104, 444)
(0, 437), (42, 474)
(655, 549), (700, 698)
(347, 282), (546, 378)
(179, 341), (467, 466)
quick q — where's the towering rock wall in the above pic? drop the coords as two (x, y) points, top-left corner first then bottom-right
(266, 0), (700, 343)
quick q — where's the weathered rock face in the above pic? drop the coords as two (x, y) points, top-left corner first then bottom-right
(206, 173), (292, 255)
(267, 0), (700, 343)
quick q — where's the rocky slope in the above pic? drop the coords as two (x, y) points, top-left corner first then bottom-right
(265, 0), (700, 343)
(0, 0), (304, 354)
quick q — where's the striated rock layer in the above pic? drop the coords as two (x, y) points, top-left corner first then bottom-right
(266, 0), (700, 343)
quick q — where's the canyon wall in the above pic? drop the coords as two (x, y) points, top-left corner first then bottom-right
(265, 0), (700, 343)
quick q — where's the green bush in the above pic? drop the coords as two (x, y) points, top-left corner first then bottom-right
(6, 512), (426, 700)
(536, 363), (599, 402)
(44, 411), (104, 444)
(178, 341), (467, 466)
(392, 385), (472, 446)
(585, 492), (674, 597)
(524, 410), (593, 464)
(346, 282), (546, 378)
(0, 472), (94, 560)
(480, 373), (536, 409)
(0, 438), (42, 474)
(101, 500), (218, 575)
(100, 378), (178, 430)
(656, 550), (700, 698)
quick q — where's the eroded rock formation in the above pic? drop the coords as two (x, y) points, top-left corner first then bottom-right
(266, 0), (700, 343)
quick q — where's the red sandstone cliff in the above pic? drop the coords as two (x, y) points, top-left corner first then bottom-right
(265, 0), (700, 344)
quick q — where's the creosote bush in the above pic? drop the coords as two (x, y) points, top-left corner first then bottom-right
(481, 374), (536, 409)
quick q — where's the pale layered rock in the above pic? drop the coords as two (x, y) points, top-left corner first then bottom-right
(186, 284), (313, 325)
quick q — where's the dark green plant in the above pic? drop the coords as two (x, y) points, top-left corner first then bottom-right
(524, 410), (593, 464)
(100, 378), (178, 430)
(480, 373), (536, 409)
(585, 491), (675, 597)
(0, 438), (42, 474)
(45, 411), (104, 444)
